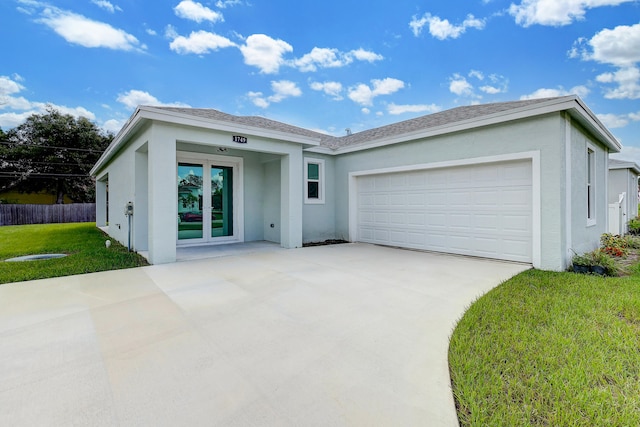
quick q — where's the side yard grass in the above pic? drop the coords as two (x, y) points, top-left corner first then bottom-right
(0, 222), (148, 284)
(449, 264), (640, 426)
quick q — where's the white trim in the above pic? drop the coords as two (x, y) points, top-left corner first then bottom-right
(176, 151), (244, 246)
(304, 157), (325, 204)
(348, 151), (542, 268)
(587, 143), (596, 227)
(565, 115), (572, 266)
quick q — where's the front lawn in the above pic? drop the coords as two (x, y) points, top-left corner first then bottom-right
(0, 222), (148, 284)
(449, 266), (640, 426)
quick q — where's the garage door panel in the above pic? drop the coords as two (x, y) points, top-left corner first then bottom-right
(389, 212), (406, 226)
(357, 161), (532, 263)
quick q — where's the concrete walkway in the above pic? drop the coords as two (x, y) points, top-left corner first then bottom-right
(0, 243), (529, 426)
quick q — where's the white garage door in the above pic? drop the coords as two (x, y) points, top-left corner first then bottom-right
(357, 161), (532, 263)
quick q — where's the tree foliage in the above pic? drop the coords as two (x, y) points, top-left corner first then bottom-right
(0, 108), (113, 203)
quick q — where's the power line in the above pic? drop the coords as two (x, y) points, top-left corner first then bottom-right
(0, 172), (91, 178)
(0, 141), (104, 153)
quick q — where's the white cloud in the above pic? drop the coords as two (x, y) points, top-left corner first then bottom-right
(361, 108), (371, 115)
(469, 70), (484, 80)
(146, 28), (157, 36)
(294, 48), (348, 72)
(293, 47), (383, 72)
(596, 67), (640, 99)
(611, 145), (640, 167)
(347, 78), (405, 106)
(520, 85), (590, 99)
(116, 90), (190, 110)
(37, 7), (143, 51)
(310, 81), (343, 100)
(449, 74), (474, 96)
(0, 74), (97, 129)
(576, 23), (640, 66)
(350, 48), (384, 63)
(0, 111), (34, 129)
(597, 113), (630, 129)
(248, 80), (302, 108)
(410, 13), (485, 40)
(239, 34), (293, 74)
(91, 0), (122, 13)
(448, 71), (508, 98)
(509, 0), (634, 27)
(169, 30), (236, 54)
(215, 0), (243, 8)
(174, 0), (223, 23)
(387, 103), (441, 115)
(102, 118), (126, 133)
(0, 75), (25, 97)
(571, 23), (640, 100)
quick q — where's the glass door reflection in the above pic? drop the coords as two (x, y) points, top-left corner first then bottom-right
(211, 166), (233, 238)
(177, 162), (204, 240)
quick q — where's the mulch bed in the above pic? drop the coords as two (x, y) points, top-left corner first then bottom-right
(302, 239), (349, 247)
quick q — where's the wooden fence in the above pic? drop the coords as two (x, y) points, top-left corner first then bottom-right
(0, 203), (96, 226)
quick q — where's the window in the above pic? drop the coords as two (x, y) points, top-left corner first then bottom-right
(304, 158), (325, 204)
(587, 146), (595, 225)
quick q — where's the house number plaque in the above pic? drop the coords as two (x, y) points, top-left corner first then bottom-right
(232, 135), (248, 144)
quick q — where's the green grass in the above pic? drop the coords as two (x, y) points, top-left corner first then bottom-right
(0, 222), (148, 284)
(449, 267), (640, 426)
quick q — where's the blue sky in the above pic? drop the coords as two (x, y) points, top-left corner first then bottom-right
(1, 0), (639, 161)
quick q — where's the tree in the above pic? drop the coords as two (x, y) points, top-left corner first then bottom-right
(0, 108), (113, 203)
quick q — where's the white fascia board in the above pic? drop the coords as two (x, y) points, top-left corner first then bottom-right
(141, 107), (321, 147)
(90, 107), (145, 176)
(569, 97), (621, 152)
(90, 106), (322, 176)
(304, 146), (335, 155)
(330, 96), (621, 156)
(609, 161), (640, 175)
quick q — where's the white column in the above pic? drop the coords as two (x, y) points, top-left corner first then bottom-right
(280, 151), (303, 248)
(147, 126), (177, 263)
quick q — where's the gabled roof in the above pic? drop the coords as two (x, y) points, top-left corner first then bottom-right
(609, 158), (640, 175)
(154, 107), (326, 142)
(91, 95), (621, 176)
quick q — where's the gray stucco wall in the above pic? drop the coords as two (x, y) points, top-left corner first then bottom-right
(263, 159), (281, 243)
(569, 123), (609, 255)
(332, 113), (568, 270)
(302, 154), (336, 243)
(95, 124), (152, 251)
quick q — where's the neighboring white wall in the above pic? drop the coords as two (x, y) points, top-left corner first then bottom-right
(302, 153), (336, 243)
(608, 168), (639, 232)
(333, 113), (568, 271)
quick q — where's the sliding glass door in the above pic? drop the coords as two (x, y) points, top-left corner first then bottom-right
(177, 154), (241, 244)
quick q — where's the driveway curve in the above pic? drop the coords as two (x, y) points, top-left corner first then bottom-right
(0, 243), (529, 426)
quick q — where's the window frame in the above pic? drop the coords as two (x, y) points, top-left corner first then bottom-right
(586, 144), (596, 226)
(304, 158), (325, 204)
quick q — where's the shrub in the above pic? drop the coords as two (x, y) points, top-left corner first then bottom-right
(600, 233), (629, 257)
(589, 248), (618, 276)
(623, 234), (640, 249)
(572, 252), (593, 267)
(628, 217), (640, 235)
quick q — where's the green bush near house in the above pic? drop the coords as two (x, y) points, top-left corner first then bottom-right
(0, 223), (148, 284)
(450, 267), (640, 426)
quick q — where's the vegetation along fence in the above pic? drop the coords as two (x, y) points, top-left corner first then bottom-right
(0, 203), (96, 226)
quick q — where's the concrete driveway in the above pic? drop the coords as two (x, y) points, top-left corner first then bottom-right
(0, 243), (528, 426)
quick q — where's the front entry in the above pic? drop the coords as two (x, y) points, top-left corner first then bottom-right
(177, 153), (243, 245)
